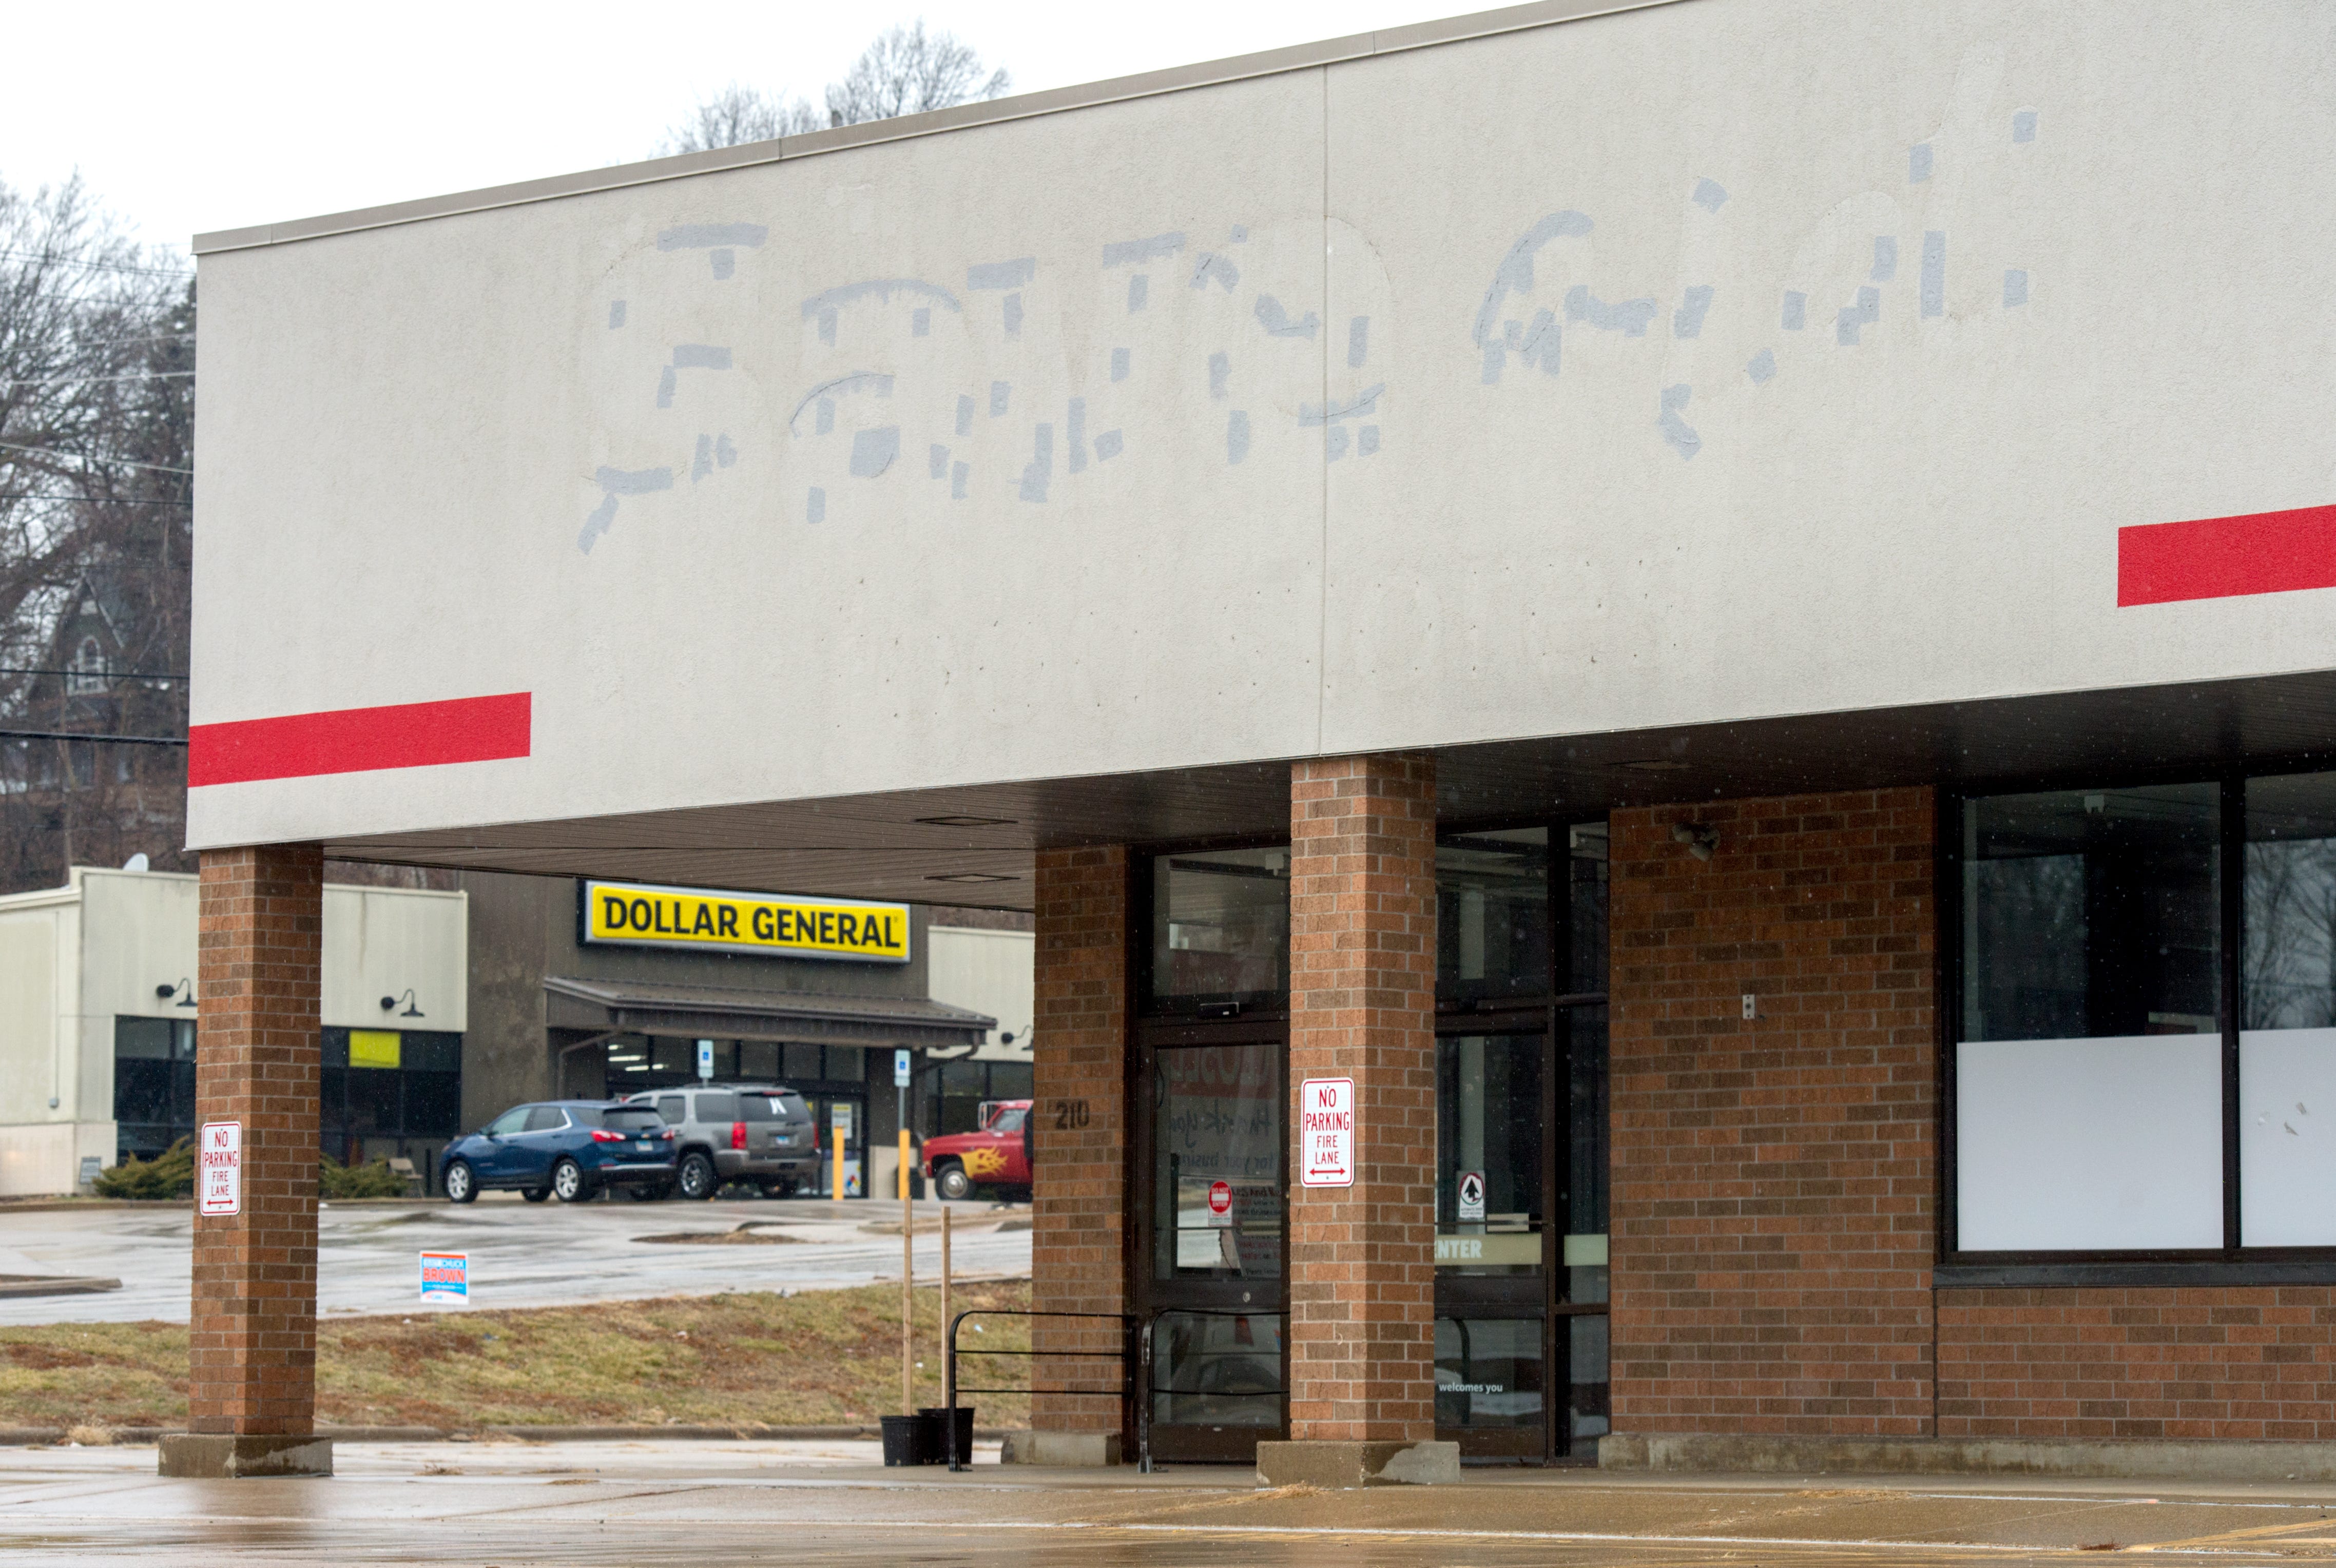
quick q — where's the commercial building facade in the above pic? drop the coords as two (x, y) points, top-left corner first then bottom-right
(173, 0), (2336, 1477)
(0, 866), (466, 1193)
(462, 872), (1000, 1196)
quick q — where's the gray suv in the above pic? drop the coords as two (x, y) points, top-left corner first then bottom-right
(625, 1084), (817, 1200)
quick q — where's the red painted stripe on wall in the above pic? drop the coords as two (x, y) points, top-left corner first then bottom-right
(188, 692), (531, 786)
(2118, 504), (2336, 606)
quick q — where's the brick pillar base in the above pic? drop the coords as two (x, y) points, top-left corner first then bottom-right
(1262, 754), (1456, 1487)
(160, 844), (332, 1480)
(1020, 846), (1131, 1466)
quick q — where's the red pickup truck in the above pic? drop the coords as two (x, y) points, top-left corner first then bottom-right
(921, 1099), (1032, 1200)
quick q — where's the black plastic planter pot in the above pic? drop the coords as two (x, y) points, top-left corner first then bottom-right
(918, 1406), (974, 1465)
(880, 1411), (938, 1466)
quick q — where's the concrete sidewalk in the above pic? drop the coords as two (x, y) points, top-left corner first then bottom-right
(9, 1439), (2336, 1564)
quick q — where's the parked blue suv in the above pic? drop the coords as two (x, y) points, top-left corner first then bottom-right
(440, 1100), (675, 1204)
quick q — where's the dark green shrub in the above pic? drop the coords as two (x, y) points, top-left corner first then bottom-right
(320, 1154), (410, 1198)
(92, 1138), (194, 1200)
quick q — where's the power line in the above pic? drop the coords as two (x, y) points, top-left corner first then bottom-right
(0, 494), (190, 507)
(0, 729), (187, 747)
(0, 249), (191, 278)
(0, 371), (194, 389)
(0, 667), (186, 682)
(0, 441), (190, 476)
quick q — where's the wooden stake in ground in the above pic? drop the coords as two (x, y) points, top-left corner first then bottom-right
(901, 1177), (914, 1416)
(940, 1204), (954, 1465)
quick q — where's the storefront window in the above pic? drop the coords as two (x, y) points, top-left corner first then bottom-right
(1566, 1314), (1611, 1439)
(1149, 847), (1289, 1011)
(1153, 1042), (1282, 1280)
(1566, 823), (1609, 995)
(928, 1059), (1034, 1137)
(1565, 1005), (1610, 1303)
(1435, 1318), (1543, 1434)
(1436, 1035), (1542, 1275)
(318, 1028), (465, 1148)
(1438, 830), (1551, 1004)
(1956, 784), (2222, 1251)
(1151, 1310), (1284, 1430)
(113, 1017), (196, 1159)
(2243, 771), (2336, 1246)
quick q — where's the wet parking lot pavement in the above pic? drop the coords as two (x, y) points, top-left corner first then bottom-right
(9, 1441), (2336, 1566)
(0, 1197), (1028, 1323)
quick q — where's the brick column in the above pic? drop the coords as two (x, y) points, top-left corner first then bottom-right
(159, 844), (332, 1478)
(1262, 753), (1453, 1486)
(1022, 846), (1131, 1465)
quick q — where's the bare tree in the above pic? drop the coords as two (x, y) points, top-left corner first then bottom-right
(655, 21), (1011, 154)
(0, 172), (192, 893)
(826, 20), (1011, 128)
(657, 84), (824, 156)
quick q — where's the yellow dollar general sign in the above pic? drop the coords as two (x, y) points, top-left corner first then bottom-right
(581, 879), (910, 963)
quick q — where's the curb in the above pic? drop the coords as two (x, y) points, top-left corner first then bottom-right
(0, 1276), (122, 1298)
(2, 1424), (1014, 1446)
(0, 1201), (191, 1215)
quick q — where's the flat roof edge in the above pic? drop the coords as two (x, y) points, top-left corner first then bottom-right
(191, 0), (1686, 256)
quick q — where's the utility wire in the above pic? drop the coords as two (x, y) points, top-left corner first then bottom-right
(0, 666), (186, 682)
(0, 729), (186, 746)
(0, 441), (191, 476)
(0, 249), (192, 278)
(0, 494), (190, 507)
(0, 371), (194, 389)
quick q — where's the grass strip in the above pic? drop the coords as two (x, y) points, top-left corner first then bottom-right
(0, 1280), (1032, 1431)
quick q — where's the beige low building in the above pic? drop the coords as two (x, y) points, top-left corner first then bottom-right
(0, 866), (467, 1195)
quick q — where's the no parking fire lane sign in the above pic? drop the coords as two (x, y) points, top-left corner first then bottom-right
(197, 1121), (241, 1216)
(1299, 1077), (1355, 1187)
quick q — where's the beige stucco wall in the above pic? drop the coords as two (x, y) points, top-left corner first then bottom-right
(928, 925), (1034, 1065)
(187, 0), (2336, 851)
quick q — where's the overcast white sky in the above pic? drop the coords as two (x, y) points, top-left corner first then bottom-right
(1, 0), (1465, 256)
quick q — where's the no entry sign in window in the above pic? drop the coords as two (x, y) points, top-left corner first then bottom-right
(1299, 1077), (1355, 1187)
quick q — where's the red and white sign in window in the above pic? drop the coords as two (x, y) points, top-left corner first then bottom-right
(198, 1121), (242, 1217)
(1207, 1179), (1232, 1226)
(1298, 1077), (1355, 1188)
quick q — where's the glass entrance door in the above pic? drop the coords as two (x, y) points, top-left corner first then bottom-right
(1140, 1033), (1287, 1463)
(1433, 820), (1609, 1463)
(1436, 1029), (1549, 1458)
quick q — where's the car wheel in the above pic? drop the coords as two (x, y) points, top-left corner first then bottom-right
(935, 1163), (974, 1201)
(551, 1157), (592, 1203)
(677, 1151), (718, 1201)
(520, 1185), (551, 1203)
(444, 1160), (477, 1204)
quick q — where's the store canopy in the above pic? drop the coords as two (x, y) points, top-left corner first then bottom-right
(543, 976), (993, 1051)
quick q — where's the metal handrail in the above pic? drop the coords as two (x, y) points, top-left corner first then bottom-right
(943, 1308), (1135, 1472)
(1136, 1306), (1289, 1474)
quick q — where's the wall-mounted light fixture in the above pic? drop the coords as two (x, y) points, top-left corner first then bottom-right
(1671, 821), (1721, 862)
(155, 978), (195, 1008)
(380, 989), (424, 1019)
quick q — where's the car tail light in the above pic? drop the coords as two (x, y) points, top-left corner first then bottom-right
(730, 1120), (747, 1150)
(660, 1128), (674, 1140)
(590, 1129), (625, 1143)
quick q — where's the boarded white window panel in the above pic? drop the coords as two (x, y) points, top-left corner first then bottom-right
(1956, 1036), (2222, 1251)
(2241, 1028), (2336, 1246)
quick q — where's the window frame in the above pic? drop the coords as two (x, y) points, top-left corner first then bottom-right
(1134, 834), (1295, 1020)
(1941, 761), (2336, 1285)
